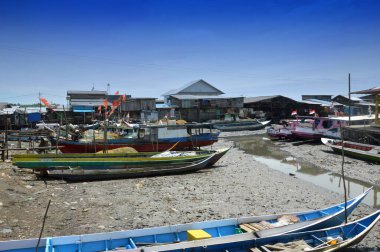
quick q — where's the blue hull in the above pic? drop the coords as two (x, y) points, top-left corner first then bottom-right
(155, 210), (380, 252)
(0, 188), (370, 252)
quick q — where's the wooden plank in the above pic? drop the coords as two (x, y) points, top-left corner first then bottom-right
(264, 244), (286, 250)
(250, 248), (263, 252)
(239, 224), (255, 233)
(245, 223), (261, 231)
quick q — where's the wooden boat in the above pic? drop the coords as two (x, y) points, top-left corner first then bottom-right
(53, 123), (219, 153)
(322, 138), (380, 162)
(146, 210), (380, 252)
(266, 120), (298, 140)
(212, 120), (271, 132)
(12, 148), (230, 170)
(0, 189), (370, 252)
(42, 153), (215, 181)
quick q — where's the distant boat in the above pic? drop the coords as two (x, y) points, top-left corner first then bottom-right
(291, 115), (374, 140)
(322, 138), (380, 162)
(149, 210), (380, 252)
(0, 189), (370, 252)
(212, 120), (271, 132)
(53, 123), (219, 153)
(266, 120), (300, 140)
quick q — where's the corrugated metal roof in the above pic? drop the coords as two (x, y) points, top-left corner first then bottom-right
(332, 95), (362, 101)
(302, 99), (334, 106)
(67, 90), (107, 95)
(301, 99), (346, 107)
(126, 97), (157, 100)
(162, 79), (224, 96)
(170, 94), (242, 100)
(297, 100), (322, 105)
(351, 85), (380, 94)
(244, 95), (294, 103)
(0, 107), (47, 114)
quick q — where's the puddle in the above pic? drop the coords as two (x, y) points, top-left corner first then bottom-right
(229, 135), (380, 209)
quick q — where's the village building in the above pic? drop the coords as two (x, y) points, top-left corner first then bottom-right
(66, 90), (107, 123)
(121, 97), (157, 121)
(332, 95), (374, 116)
(243, 95), (322, 123)
(162, 79), (244, 122)
(301, 95), (332, 102)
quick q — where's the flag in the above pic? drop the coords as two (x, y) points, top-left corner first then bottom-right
(39, 97), (54, 111)
(39, 98), (50, 108)
(112, 100), (118, 108)
(104, 98), (108, 108)
(97, 106), (102, 114)
(114, 91), (119, 95)
(109, 106), (116, 116)
(309, 109), (316, 115)
(291, 110), (297, 116)
(122, 94), (127, 101)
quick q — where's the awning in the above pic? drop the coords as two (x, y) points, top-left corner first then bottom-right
(73, 106), (95, 113)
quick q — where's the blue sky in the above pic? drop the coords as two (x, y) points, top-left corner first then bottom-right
(0, 0), (379, 104)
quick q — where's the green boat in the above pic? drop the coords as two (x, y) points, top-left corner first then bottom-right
(322, 138), (380, 162)
(11, 148), (230, 180)
(40, 154), (216, 181)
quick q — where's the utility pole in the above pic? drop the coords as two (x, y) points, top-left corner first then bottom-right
(348, 74), (351, 126)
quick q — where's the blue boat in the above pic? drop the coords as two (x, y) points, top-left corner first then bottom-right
(151, 210), (380, 252)
(0, 189), (370, 252)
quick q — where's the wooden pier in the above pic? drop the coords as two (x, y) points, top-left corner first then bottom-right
(342, 124), (380, 146)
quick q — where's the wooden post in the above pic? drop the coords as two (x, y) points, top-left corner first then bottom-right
(348, 73), (351, 126)
(103, 120), (108, 153)
(5, 112), (8, 159)
(376, 94), (379, 124)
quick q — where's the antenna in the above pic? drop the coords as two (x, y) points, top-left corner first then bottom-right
(107, 83), (110, 94)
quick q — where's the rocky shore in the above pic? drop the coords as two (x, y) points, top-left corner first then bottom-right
(0, 132), (379, 250)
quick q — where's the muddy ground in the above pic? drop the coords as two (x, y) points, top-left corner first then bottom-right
(0, 132), (379, 250)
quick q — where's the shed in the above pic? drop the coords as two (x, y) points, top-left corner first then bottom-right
(67, 90), (107, 112)
(121, 98), (156, 112)
(162, 79), (242, 122)
(351, 85), (380, 124)
(244, 95), (322, 122)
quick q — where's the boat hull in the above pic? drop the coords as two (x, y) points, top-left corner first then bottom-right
(0, 189), (370, 252)
(149, 210), (380, 252)
(266, 127), (294, 140)
(43, 154), (215, 181)
(213, 121), (271, 132)
(322, 138), (380, 162)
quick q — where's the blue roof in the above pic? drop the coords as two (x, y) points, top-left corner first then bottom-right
(302, 99), (343, 106)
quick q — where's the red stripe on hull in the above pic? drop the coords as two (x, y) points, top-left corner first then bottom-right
(292, 131), (322, 140)
(59, 140), (218, 153)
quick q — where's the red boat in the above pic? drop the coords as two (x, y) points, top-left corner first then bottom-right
(55, 123), (219, 153)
